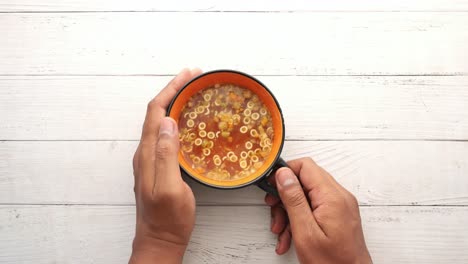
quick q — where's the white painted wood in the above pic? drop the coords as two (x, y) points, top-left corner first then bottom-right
(1, 140), (467, 205)
(1, 76), (467, 140)
(1, 0), (467, 12)
(0, 13), (467, 75)
(1, 205), (467, 263)
(0, 1), (466, 263)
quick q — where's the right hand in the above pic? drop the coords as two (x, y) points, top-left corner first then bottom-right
(265, 158), (372, 264)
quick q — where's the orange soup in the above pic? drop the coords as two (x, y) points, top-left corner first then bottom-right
(178, 84), (274, 181)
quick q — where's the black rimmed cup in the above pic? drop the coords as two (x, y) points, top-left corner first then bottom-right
(167, 70), (287, 196)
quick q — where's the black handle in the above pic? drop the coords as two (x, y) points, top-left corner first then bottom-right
(256, 157), (289, 197)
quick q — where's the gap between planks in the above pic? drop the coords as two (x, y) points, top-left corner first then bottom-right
(2, 0), (468, 12)
(0, 203), (467, 207)
(0, 73), (466, 77)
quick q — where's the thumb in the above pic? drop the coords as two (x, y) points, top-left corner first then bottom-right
(154, 117), (182, 191)
(276, 168), (314, 230)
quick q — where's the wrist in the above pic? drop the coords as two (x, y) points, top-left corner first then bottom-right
(129, 235), (187, 264)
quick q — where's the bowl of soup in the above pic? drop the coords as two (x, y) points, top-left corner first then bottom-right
(167, 70), (286, 195)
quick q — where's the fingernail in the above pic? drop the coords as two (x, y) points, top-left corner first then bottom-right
(275, 241), (280, 251)
(191, 67), (202, 74)
(159, 117), (176, 136)
(277, 168), (298, 187)
(179, 68), (189, 74)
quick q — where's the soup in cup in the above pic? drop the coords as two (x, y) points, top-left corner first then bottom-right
(167, 70), (287, 195)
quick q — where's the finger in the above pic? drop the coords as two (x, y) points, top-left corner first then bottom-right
(265, 193), (280, 206)
(190, 67), (203, 77)
(140, 117), (181, 197)
(275, 225), (292, 255)
(140, 117), (181, 196)
(138, 68), (201, 194)
(152, 117), (183, 196)
(276, 168), (321, 235)
(141, 68), (198, 143)
(271, 206), (288, 235)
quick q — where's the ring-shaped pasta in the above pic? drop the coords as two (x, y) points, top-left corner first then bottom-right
(207, 132), (215, 139)
(203, 148), (211, 156)
(198, 122), (206, 130)
(189, 112), (197, 119)
(250, 129), (259, 137)
(240, 151), (248, 159)
(187, 119), (195, 128)
(239, 159), (248, 169)
(229, 155), (238, 162)
(196, 106), (204, 114)
(251, 113), (260, 120)
(251, 155), (259, 163)
(199, 130), (207, 138)
(245, 141), (253, 150)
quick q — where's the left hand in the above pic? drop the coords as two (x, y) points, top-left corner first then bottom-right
(130, 68), (202, 264)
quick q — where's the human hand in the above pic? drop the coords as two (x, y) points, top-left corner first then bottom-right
(130, 68), (202, 264)
(265, 158), (372, 264)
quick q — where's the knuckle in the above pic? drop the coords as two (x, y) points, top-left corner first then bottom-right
(347, 193), (359, 207)
(283, 188), (307, 208)
(301, 157), (316, 165)
(154, 187), (182, 202)
(340, 189), (359, 208)
(155, 140), (177, 159)
(147, 97), (163, 111)
(147, 99), (156, 111)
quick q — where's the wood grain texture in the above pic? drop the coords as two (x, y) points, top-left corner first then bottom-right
(0, 13), (467, 76)
(1, 140), (467, 205)
(0, 1), (467, 263)
(1, 205), (467, 264)
(1, 0), (467, 12)
(1, 76), (467, 140)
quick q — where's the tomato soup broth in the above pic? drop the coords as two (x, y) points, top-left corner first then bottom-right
(178, 84), (274, 181)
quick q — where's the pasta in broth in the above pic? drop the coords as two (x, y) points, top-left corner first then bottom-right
(179, 84), (274, 181)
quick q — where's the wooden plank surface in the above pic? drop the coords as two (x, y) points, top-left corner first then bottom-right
(1, 76), (467, 140)
(1, 205), (467, 264)
(0, 13), (467, 76)
(1, 140), (467, 206)
(1, 0), (468, 12)
(1, 2), (467, 263)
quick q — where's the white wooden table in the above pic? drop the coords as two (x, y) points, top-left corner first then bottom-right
(1, 1), (468, 263)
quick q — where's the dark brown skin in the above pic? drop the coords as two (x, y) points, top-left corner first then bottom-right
(266, 159), (373, 263)
(130, 68), (372, 264)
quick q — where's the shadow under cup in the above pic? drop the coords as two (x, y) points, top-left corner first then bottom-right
(167, 70), (286, 196)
